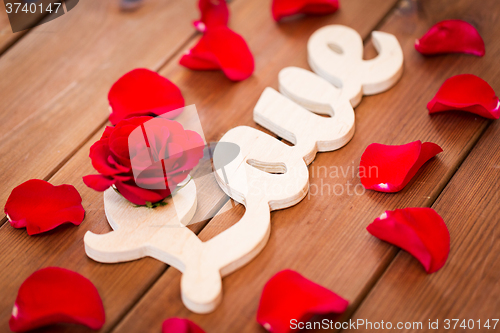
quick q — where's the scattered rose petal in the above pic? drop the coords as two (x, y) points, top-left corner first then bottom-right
(428, 74), (500, 119)
(180, 26), (254, 81)
(272, 0), (339, 22)
(367, 208), (450, 273)
(182, 0), (254, 81)
(162, 318), (205, 333)
(108, 68), (184, 125)
(5, 179), (85, 235)
(257, 270), (348, 333)
(9, 267), (105, 332)
(193, 0), (229, 32)
(360, 141), (442, 193)
(415, 20), (485, 56)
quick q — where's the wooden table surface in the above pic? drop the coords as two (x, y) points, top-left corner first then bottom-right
(0, 0), (499, 332)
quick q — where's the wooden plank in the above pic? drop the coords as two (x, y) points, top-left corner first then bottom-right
(112, 0), (500, 331)
(104, 0), (488, 331)
(0, 0), (206, 331)
(0, 1), (22, 54)
(0, 0), (400, 331)
(0, 128), (229, 332)
(0, 0), (53, 55)
(346, 120), (500, 332)
(157, 0), (401, 146)
(0, 0), (198, 211)
(0, 2), (29, 54)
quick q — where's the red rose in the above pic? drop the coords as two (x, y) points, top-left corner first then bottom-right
(83, 116), (204, 205)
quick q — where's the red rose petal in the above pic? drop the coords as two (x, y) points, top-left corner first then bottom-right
(5, 179), (85, 235)
(82, 174), (115, 192)
(162, 318), (205, 333)
(193, 0), (229, 32)
(428, 74), (500, 119)
(257, 270), (348, 333)
(108, 68), (184, 125)
(272, 0), (339, 22)
(415, 20), (485, 56)
(367, 208), (450, 273)
(180, 26), (254, 81)
(360, 140), (442, 193)
(9, 267), (105, 332)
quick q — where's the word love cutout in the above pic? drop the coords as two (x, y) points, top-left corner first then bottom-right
(84, 25), (403, 314)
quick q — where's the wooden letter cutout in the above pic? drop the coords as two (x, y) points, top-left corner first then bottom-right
(308, 25), (403, 106)
(84, 24), (403, 314)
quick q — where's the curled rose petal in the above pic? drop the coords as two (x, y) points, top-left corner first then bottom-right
(5, 179), (85, 235)
(428, 74), (500, 119)
(272, 0), (339, 22)
(367, 208), (450, 273)
(108, 68), (185, 125)
(415, 20), (485, 56)
(193, 0), (229, 32)
(180, 26), (254, 81)
(257, 270), (348, 333)
(360, 140), (443, 193)
(9, 267), (105, 332)
(162, 318), (205, 333)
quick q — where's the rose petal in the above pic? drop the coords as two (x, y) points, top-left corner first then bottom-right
(5, 179), (85, 235)
(88, 139), (130, 176)
(272, 0), (339, 22)
(114, 181), (172, 206)
(257, 270), (348, 333)
(428, 74), (500, 119)
(82, 174), (116, 192)
(9, 267), (105, 332)
(367, 208), (450, 273)
(180, 26), (254, 81)
(415, 20), (485, 56)
(193, 0), (229, 32)
(108, 68), (184, 125)
(360, 140), (442, 193)
(162, 318), (205, 333)
(109, 116), (155, 166)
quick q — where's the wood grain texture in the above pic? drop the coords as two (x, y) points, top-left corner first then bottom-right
(0, 0), (198, 211)
(346, 120), (500, 332)
(0, 1), (21, 54)
(113, 0), (500, 331)
(0, 0), (497, 332)
(0, 130), (163, 333)
(0, 1), (40, 55)
(0, 0), (204, 331)
(0, 1), (77, 55)
(0, 127), (229, 332)
(0, 0), (401, 331)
